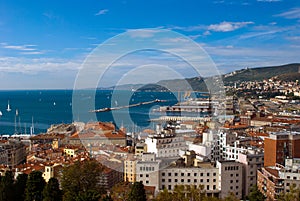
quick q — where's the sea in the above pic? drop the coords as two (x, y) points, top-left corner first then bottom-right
(0, 90), (184, 135)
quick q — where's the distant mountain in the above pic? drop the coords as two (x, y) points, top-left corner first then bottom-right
(224, 63), (300, 83)
(109, 63), (300, 92)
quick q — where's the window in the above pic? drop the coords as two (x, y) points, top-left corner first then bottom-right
(140, 174), (143, 177)
(230, 186), (233, 190)
(181, 179), (184, 182)
(187, 173), (190, 176)
(146, 174), (149, 177)
(168, 185), (171, 190)
(236, 180), (239, 183)
(207, 179), (209, 182)
(213, 185), (216, 190)
(230, 180), (233, 183)
(236, 174), (239, 177)
(200, 179), (203, 182)
(187, 179), (190, 183)
(194, 173), (197, 176)
(207, 185), (209, 190)
(213, 173), (216, 176)
(162, 179), (165, 182)
(293, 177), (297, 180)
(213, 179), (216, 182)
(200, 173), (203, 176)
(230, 174), (233, 177)
(175, 173), (178, 176)
(175, 179), (178, 182)
(168, 173), (171, 176)
(168, 179), (171, 182)
(194, 179), (197, 183)
(146, 180), (149, 184)
(181, 173), (184, 176)
(162, 173), (165, 176)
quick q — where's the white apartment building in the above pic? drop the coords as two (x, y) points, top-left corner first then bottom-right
(279, 158), (300, 192)
(237, 149), (264, 197)
(216, 160), (243, 200)
(145, 133), (187, 158)
(160, 163), (220, 197)
(136, 153), (161, 193)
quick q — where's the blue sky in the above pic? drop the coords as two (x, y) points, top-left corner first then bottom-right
(0, 0), (299, 89)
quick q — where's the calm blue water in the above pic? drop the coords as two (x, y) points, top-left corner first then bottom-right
(0, 90), (183, 135)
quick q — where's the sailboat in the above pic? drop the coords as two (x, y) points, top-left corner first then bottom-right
(6, 101), (11, 112)
(0, 111), (2, 116)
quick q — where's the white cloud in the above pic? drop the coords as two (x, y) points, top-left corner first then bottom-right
(95, 9), (109, 16)
(0, 57), (81, 74)
(20, 51), (44, 55)
(3, 45), (36, 51)
(276, 8), (300, 19)
(257, 0), (282, 2)
(126, 29), (162, 38)
(208, 21), (254, 32)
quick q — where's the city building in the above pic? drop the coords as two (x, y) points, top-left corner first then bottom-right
(136, 153), (160, 193)
(0, 140), (26, 168)
(237, 149), (264, 197)
(216, 160), (243, 200)
(145, 133), (187, 158)
(124, 155), (136, 182)
(264, 131), (300, 167)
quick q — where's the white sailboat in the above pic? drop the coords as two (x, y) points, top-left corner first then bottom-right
(0, 111), (2, 116)
(6, 100), (11, 112)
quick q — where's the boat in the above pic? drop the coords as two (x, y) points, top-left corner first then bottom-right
(0, 111), (2, 116)
(6, 100), (11, 112)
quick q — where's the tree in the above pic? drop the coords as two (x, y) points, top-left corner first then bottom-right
(248, 185), (265, 201)
(25, 171), (46, 201)
(61, 160), (105, 201)
(155, 188), (173, 201)
(102, 194), (113, 201)
(278, 184), (300, 201)
(14, 173), (28, 201)
(0, 171), (14, 201)
(127, 181), (147, 201)
(42, 177), (62, 201)
(75, 190), (102, 201)
(223, 192), (239, 201)
(111, 182), (131, 201)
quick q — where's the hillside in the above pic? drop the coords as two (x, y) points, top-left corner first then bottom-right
(224, 63), (300, 83)
(121, 63), (300, 91)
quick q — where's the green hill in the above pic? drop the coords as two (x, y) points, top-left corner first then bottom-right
(224, 63), (300, 83)
(133, 63), (300, 91)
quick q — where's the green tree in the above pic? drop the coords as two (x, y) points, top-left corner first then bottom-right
(278, 184), (300, 201)
(0, 171), (15, 201)
(155, 188), (173, 201)
(111, 181), (130, 201)
(172, 185), (188, 201)
(14, 173), (28, 201)
(61, 160), (105, 201)
(127, 181), (147, 201)
(102, 194), (113, 201)
(248, 185), (265, 201)
(223, 192), (239, 201)
(25, 171), (46, 201)
(42, 177), (62, 201)
(75, 190), (102, 201)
